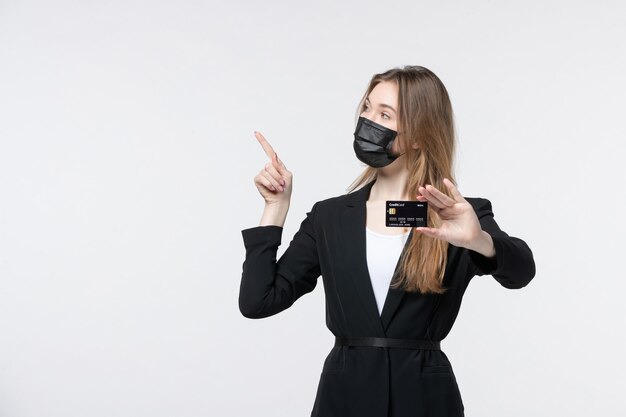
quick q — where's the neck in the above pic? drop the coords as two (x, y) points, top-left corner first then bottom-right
(369, 156), (411, 201)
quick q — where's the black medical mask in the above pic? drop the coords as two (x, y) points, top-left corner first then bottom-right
(353, 116), (404, 167)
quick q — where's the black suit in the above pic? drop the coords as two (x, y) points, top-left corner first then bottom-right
(239, 179), (535, 417)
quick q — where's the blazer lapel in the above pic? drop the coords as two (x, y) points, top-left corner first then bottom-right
(380, 228), (413, 333)
(339, 180), (413, 336)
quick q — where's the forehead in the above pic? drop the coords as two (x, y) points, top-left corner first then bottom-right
(367, 81), (398, 106)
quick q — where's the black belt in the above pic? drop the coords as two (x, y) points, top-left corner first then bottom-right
(335, 336), (440, 350)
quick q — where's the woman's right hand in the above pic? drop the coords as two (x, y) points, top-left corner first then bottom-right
(253, 131), (292, 206)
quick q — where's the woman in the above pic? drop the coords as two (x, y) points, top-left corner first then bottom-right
(239, 65), (536, 417)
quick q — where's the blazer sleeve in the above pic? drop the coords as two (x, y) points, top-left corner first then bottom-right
(468, 198), (536, 289)
(238, 202), (321, 318)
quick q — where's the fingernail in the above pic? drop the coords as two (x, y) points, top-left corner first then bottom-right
(279, 186), (284, 192)
(280, 179), (285, 186)
(270, 185), (275, 191)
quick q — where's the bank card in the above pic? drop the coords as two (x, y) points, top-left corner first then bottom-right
(386, 201), (428, 227)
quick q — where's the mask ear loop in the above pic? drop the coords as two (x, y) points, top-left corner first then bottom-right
(387, 128), (410, 157)
(386, 136), (407, 157)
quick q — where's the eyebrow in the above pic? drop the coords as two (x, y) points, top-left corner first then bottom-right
(365, 97), (397, 113)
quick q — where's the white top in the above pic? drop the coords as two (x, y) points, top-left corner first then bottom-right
(365, 227), (411, 316)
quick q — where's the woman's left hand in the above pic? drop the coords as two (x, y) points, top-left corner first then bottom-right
(415, 178), (491, 254)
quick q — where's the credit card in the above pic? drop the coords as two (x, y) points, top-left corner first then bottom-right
(386, 200), (428, 227)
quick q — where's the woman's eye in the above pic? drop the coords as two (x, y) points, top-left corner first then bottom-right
(382, 113), (390, 119)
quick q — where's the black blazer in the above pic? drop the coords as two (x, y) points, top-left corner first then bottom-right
(239, 179), (536, 417)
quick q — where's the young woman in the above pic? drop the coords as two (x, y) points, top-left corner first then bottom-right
(239, 65), (536, 417)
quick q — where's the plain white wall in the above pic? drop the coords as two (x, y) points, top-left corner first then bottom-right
(1, 0), (625, 416)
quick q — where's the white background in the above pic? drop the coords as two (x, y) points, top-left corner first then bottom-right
(1, 1), (625, 416)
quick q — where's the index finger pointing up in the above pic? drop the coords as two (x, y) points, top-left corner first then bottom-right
(254, 131), (277, 160)
(443, 178), (465, 202)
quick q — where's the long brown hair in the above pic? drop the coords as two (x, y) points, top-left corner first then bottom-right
(347, 65), (457, 294)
